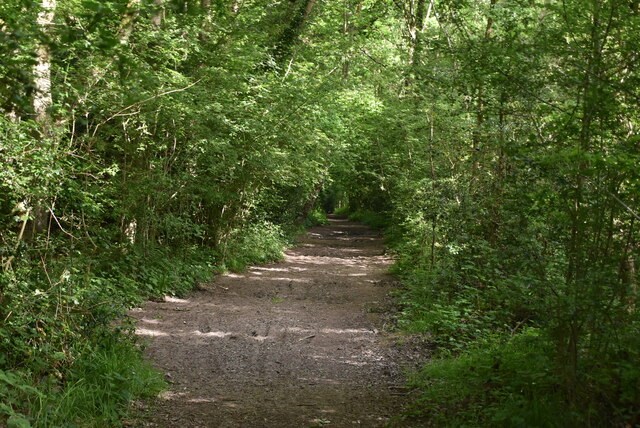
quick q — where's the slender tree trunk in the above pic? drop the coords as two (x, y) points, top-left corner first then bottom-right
(539, 0), (552, 21)
(470, 0), (496, 191)
(470, 89), (483, 190)
(229, 0), (240, 14)
(410, 0), (429, 68)
(562, 0), (608, 401)
(429, 111), (437, 269)
(342, 2), (350, 79)
(342, 0), (363, 80)
(269, 0), (317, 68)
(151, 0), (163, 27)
(296, 180), (324, 226)
(621, 217), (637, 312)
(24, 0), (58, 240)
(626, 255), (637, 312)
(117, 0), (141, 244)
(120, 0), (141, 44)
(198, 0), (212, 39)
(304, 0), (316, 18)
(34, 0), (55, 127)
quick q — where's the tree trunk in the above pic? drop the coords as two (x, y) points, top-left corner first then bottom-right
(295, 180), (324, 226)
(34, 0), (55, 128)
(26, 0), (57, 240)
(410, 0), (429, 67)
(229, 0), (240, 14)
(269, 0), (317, 68)
(151, 0), (163, 27)
(624, 254), (637, 313)
(119, 0), (141, 44)
(469, 0), (496, 191)
(342, 0), (362, 80)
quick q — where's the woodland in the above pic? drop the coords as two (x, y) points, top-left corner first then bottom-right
(0, 0), (639, 426)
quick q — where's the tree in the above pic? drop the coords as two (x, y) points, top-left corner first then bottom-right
(33, 0), (55, 126)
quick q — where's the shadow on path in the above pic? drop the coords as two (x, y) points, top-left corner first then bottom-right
(130, 217), (425, 427)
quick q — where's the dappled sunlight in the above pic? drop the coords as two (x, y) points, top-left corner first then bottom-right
(306, 345), (388, 368)
(284, 327), (375, 335)
(321, 328), (374, 335)
(342, 360), (369, 367)
(187, 302), (266, 312)
(285, 326), (314, 334)
(310, 354), (331, 361)
(360, 349), (385, 362)
(129, 216), (407, 426)
(270, 307), (298, 314)
(225, 273), (246, 279)
(164, 296), (190, 303)
(163, 393), (251, 407)
(136, 325), (377, 341)
(308, 232), (327, 238)
(297, 377), (341, 385)
(159, 390), (188, 401)
(193, 330), (234, 338)
(231, 274), (311, 283)
(286, 255), (370, 267)
(136, 327), (169, 337)
(251, 266), (308, 273)
(187, 397), (216, 403)
(336, 248), (366, 253)
(257, 276), (311, 283)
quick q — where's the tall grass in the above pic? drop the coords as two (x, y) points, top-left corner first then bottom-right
(1, 331), (165, 427)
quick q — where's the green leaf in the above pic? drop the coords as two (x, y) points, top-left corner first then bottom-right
(7, 416), (31, 428)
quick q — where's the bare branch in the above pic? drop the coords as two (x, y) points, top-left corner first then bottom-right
(92, 79), (203, 137)
(48, 206), (80, 240)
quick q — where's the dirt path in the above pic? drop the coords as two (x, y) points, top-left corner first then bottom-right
(130, 217), (425, 427)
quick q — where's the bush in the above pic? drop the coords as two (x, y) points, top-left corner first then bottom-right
(406, 322), (640, 427)
(407, 329), (569, 427)
(304, 207), (330, 227)
(348, 209), (390, 230)
(218, 221), (287, 272)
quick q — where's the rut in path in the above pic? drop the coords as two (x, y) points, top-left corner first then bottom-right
(131, 217), (423, 427)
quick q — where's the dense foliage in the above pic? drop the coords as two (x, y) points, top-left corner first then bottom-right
(1, 0), (334, 424)
(332, 0), (640, 425)
(0, 0), (638, 426)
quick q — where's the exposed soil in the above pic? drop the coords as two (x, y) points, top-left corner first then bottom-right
(129, 216), (428, 427)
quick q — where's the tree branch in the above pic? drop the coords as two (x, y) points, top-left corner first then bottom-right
(92, 79), (203, 137)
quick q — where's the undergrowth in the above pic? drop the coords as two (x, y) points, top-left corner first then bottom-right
(216, 221), (288, 272)
(343, 209), (391, 230)
(0, 218), (296, 426)
(405, 329), (569, 427)
(1, 329), (165, 427)
(404, 324), (640, 427)
(304, 207), (330, 227)
(335, 204), (640, 427)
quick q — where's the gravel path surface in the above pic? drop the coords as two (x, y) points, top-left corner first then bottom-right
(130, 217), (427, 427)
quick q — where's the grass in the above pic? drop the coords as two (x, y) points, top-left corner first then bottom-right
(1, 330), (165, 427)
